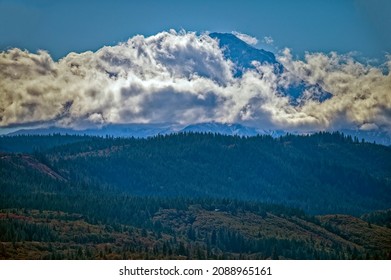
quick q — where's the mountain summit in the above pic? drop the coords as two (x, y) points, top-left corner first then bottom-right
(209, 32), (281, 76)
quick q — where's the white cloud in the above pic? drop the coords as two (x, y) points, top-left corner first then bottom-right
(278, 49), (391, 131)
(263, 36), (274, 45)
(232, 31), (258, 45)
(0, 30), (390, 135)
(360, 123), (379, 131)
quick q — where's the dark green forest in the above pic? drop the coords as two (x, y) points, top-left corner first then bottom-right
(1, 132), (391, 259)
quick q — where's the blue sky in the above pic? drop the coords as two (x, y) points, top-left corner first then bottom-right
(0, 0), (390, 61)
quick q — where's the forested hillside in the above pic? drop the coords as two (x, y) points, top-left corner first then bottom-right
(22, 132), (391, 215)
(1, 132), (391, 259)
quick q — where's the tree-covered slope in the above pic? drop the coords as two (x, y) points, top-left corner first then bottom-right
(1, 132), (391, 260)
(31, 132), (391, 215)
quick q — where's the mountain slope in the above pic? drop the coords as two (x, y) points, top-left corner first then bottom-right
(0, 153), (66, 181)
(23, 132), (391, 215)
(1, 133), (391, 259)
(209, 32), (281, 76)
(1, 204), (390, 260)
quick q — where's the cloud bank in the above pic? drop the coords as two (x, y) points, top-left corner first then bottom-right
(0, 30), (390, 133)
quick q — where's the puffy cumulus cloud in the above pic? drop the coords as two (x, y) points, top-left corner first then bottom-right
(0, 30), (390, 134)
(0, 31), (235, 128)
(0, 48), (65, 125)
(232, 31), (258, 46)
(278, 49), (391, 131)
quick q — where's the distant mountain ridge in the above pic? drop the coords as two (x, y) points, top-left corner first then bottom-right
(6, 123), (179, 138)
(6, 122), (391, 146)
(6, 122), (273, 138)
